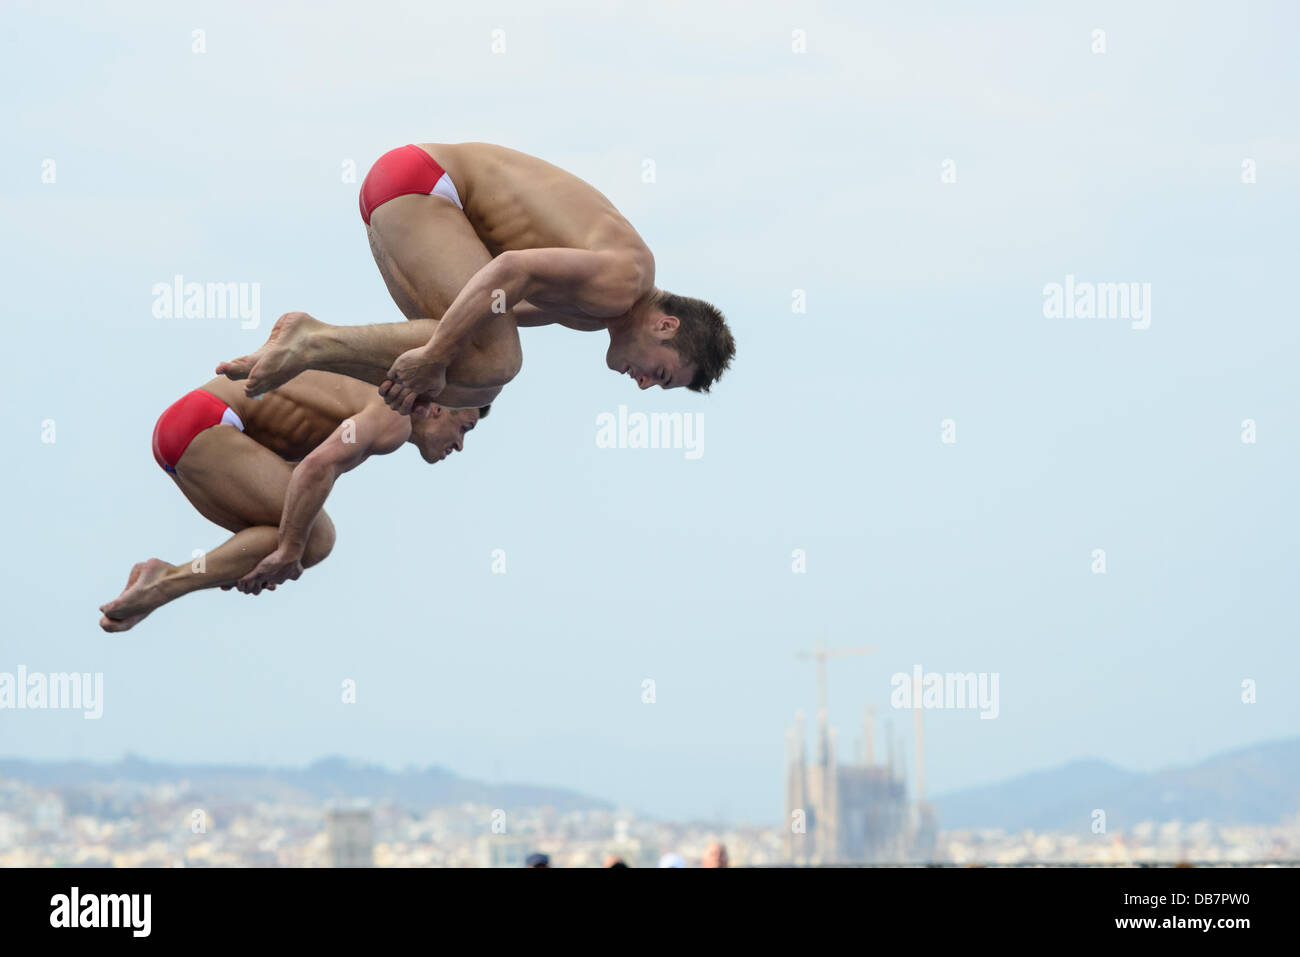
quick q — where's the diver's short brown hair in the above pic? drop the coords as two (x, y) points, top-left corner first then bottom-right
(656, 291), (735, 393)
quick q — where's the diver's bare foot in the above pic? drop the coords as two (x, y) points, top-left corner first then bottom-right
(99, 610), (149, 633)
(99, 560), (147, 631)
(215, 311), (322, 397)
(99, 558), (171, 633)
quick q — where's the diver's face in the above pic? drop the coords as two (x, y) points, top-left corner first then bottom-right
(410, 407), (480, 463)
(605, 314), (695, 391)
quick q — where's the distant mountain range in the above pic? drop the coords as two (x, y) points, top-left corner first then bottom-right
(931, 737), (1300, 832)
(0, 755), (611, 814)
(3, 738), (1297, 831)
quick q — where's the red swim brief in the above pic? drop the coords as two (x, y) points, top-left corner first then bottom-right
(359, 144), (463, 225)
(151, 389), (245, 474)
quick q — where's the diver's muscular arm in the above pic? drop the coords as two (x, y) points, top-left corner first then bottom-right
(276, 405), (409, 556)
(380, 248), (649, 411)
(405, 247), (644, 366)
(422, 248), (646, 363)
(236, 404), (410, 592)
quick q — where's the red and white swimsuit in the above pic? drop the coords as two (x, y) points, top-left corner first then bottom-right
(151, 389), (244, 474)
(358, 144), (463, 225)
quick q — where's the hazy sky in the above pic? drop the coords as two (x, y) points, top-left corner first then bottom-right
(2, 0), (1297, 823)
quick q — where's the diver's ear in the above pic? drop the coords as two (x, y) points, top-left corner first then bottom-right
(654, 314), (680, 336)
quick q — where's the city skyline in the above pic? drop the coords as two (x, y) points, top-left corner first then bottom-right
(3, 730), (1297, 832)
(3, 758), (1296, 867)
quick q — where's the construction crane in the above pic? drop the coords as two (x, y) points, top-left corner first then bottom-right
(795, 642), (876, 717)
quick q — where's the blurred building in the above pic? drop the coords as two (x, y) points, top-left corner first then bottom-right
(32, 793), (65, 835)
(784, 705), (936, 864)
(477, 835), (531, 868)
(326, 802), (374, 867)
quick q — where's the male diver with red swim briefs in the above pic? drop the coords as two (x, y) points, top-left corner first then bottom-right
(99, 372), (487, 632)
(216, 142), (736, 415)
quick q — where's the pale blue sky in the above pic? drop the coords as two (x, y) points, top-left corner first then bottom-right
(1, 0), (1297, 823)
